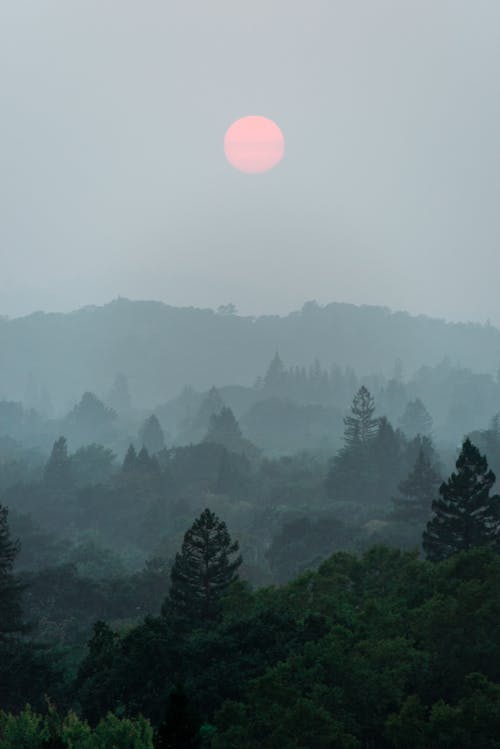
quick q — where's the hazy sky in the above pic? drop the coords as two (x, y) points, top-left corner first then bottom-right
(2, 1), (500, 323)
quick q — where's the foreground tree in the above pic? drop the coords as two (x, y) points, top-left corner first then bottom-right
(164, 509), (242, 622)
(423, 439), (500, 561)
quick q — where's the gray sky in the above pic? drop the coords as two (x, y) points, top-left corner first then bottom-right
(2, 0), (500, 323)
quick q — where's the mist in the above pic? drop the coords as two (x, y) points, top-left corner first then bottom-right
(2, 0), (500, 323)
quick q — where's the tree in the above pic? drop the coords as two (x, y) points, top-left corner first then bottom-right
(107, 373), (132, 414)
(205, 407), (242, 448)
(0, 504), (24, 638)
(263, 352), (287, 392)
(139, 415), (165, 455)
(392, 443), (441, 523)
(43, 437), (73, 491)
(325, 387), (379, 502)
(343, 386), (378, 447)
(399, 398), (433, 439)
(122, 444), (137, 472)
(423, 439), (500, 561)
(155, 685), (201, 749)
(164, 509), (242, 622)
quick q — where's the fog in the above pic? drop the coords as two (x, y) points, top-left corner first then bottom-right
(2, 0), (500, 323)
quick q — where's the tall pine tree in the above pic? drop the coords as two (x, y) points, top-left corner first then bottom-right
(423, 439), (500, 561)
(164, 509), (241, 622)
(343, 386), (379, 446)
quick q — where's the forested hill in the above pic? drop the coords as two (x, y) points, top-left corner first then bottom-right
(0, 298), (499, 409)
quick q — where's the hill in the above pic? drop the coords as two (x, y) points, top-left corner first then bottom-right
(0, 298), (499, 411)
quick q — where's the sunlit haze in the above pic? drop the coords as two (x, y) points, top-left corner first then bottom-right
(2, 1), (500, 325)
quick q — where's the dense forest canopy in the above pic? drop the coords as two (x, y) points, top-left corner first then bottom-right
(3, 304), (500, 746)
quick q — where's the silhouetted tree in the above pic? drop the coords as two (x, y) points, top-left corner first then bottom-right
(164, 509), (241, 622)
(139, 414), (165, 454)
(44, 437), (73, 490)
(205, 407), (242, 447)
(423, 439), (500, 561)
(122, 444), (138, 472)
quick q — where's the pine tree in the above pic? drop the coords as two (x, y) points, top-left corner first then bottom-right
(263, 352), (287, 392)
(0, 504), (24, 638)
(164, 509), (242, 622)
(43, 436), (73, 490)
(399, 398), (433, 439)
(108, 373), (132, 414)
(393, 446), (441, 523)
(139, 414), (165, 454)
(343, 386), (378, 447)
(205, 407), (242, 448)
(122, 444), (138, 472)
(423, 439), (500, 561)
(154, 685), (201, 749)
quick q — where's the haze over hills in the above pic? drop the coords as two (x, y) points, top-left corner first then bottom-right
(0, 298), (500, 409)
(1, 297), (499, 411)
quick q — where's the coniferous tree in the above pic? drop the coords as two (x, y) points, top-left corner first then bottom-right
(205, 407), (242, 447)
(263, 352), (287, 392)
(325, 387), (378, 502)
(43, 436), (73, 490)
(164, 508), (241, 622)
(399, 398), (433, 439)
(139, 414), (165, 454)
(423, 439), (500, 561)
(393, 445), (441, 523)
(154, 685), (201, 749)
(122, 444), (138, 472)
(343, 386), (378, 446)
(107, 373), (132, 414)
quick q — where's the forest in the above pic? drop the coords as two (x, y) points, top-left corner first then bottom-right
(2, 311), (500, 748)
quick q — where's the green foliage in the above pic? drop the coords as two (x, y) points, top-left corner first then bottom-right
(0, 706), (154, 749)
(165, 509), (242, 623)
(423, 439), (500, 560)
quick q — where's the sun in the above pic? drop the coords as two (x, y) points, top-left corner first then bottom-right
(224, 116), (285, 174)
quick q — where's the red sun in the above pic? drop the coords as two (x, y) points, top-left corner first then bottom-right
(224, 116), (285, 174)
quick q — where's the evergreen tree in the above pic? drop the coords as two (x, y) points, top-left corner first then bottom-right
(399, 398), (433, 439)
(43, 437), (73, 490)
(0, 504), (24, 637)
(154, 685), (201, 749)
(325, 387), (379, 502)
(139, 414), (165, 454)
(263, 352), (287, 392)
(164, 508), (241, 622)
(343, 386), (378, 447)
(122, 444), (138, 472)
(392, 445), (441, 523)
(107, 373), (132, 414)
(423, 439), (500, 561)
(205, 407), (242, 448)
(192, 386), (224, 432)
